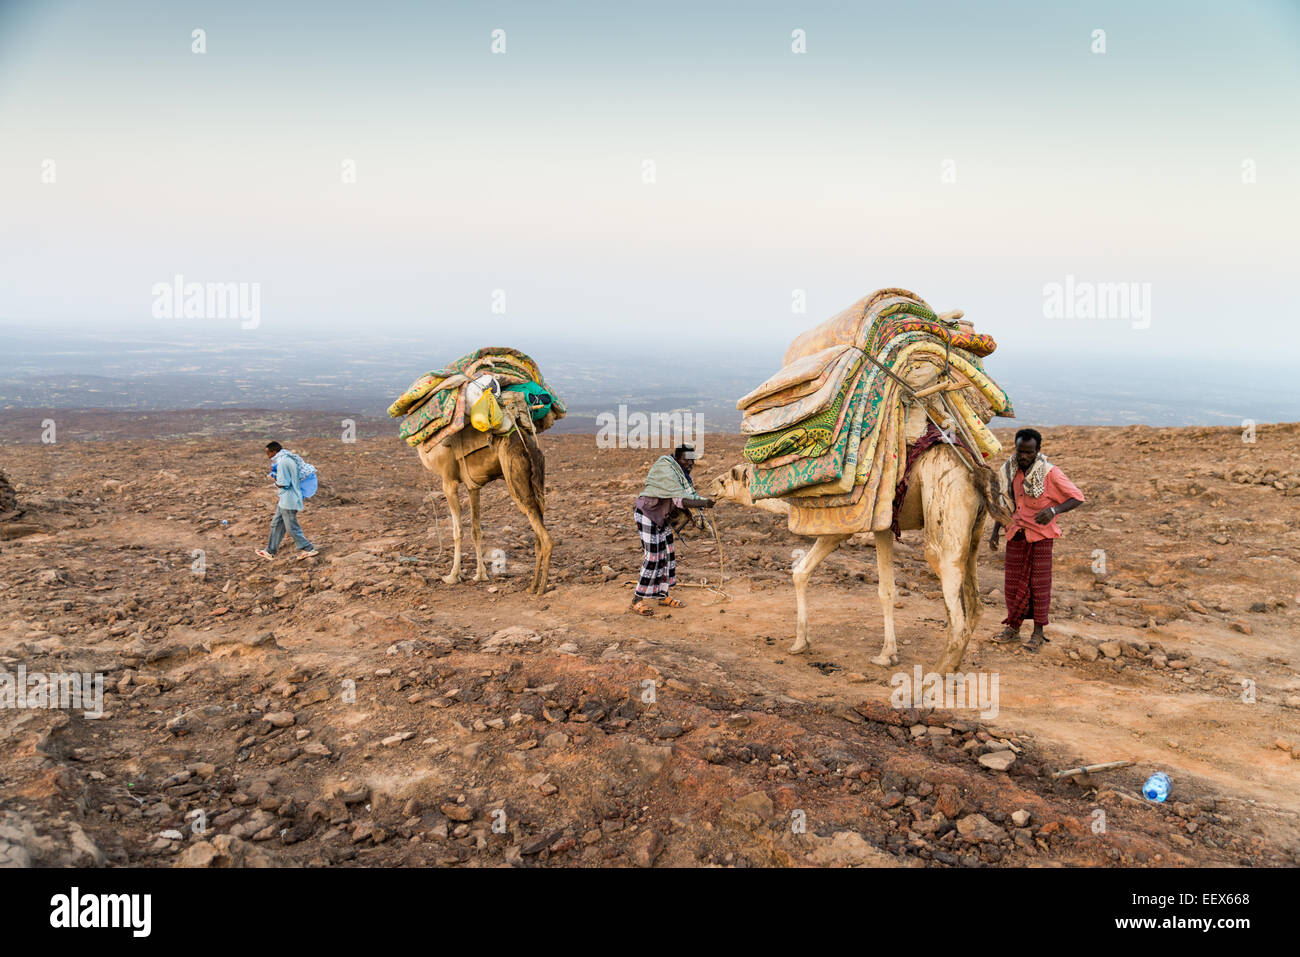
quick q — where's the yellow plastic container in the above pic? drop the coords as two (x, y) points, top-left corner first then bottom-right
(470, 391), (503, 432)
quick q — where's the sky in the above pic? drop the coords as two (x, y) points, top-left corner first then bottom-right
(1, 0), (1298, 367)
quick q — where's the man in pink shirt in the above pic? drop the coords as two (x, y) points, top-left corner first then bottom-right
(988, 428), (1085, 650)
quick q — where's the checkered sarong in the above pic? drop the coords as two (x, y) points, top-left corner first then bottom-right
(1002, 531), (1053, 627)
(634, 507), (676, 598)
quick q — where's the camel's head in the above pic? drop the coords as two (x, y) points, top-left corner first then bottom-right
(705, 463), (753, 505)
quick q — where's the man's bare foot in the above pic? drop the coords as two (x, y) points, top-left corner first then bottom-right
(1024, 628), (1047, 651)
(990, 626), (1021, 644)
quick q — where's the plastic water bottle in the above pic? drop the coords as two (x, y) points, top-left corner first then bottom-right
(1143, 772), (1170, 802)
(221, 519), (228, 527)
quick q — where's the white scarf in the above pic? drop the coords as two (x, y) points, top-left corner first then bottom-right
(1001, 452), (1051, 500)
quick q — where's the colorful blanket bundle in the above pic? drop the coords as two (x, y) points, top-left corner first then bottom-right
(736, 290), (1015, 536)
(388, 347), (566, 449)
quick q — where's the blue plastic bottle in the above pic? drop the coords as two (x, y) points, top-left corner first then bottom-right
(1142, 772), (1170, 802)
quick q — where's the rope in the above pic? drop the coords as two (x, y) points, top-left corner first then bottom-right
(622, 509), (733, 602)
(846, 341), (986, 480)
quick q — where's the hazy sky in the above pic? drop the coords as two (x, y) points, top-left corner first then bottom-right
(1, 0), (1297, 363)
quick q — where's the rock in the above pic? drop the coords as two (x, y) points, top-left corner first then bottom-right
(1098, 641), (1122, 659)
(66, 824), (105, 866)
(733, 790), (775, 822)
(978, 751), (1017, 772)
(806, 830), (901, 867)
(482, 626), (542, 650)
(630, 829), (663, 867)
(175, 835), (272, 868)
(175, 841), (221, 868)
(262, 711), (295, 728)
(1187, 600), (1208, 614)
(1229, 621), (1251, 635)
(1011, 809), (1031, 827)
(956, 814), (1008, 843)
(935, 784), (964, 819)
(440, 803), (473, 822)
(1077, 644), (1100, 662)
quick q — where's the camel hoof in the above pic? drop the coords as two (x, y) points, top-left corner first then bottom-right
(870, 653), (898, 667)
(441, 573), (459, 585)
(473, 572), (489, 583)
(789, 640), (809, 654)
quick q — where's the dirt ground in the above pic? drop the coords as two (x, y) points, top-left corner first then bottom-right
(1, 411), (1298, 868)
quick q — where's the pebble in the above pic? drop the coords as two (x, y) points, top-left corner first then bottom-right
(978, 751), (1017, 771)
(956, 814), (1007, 843)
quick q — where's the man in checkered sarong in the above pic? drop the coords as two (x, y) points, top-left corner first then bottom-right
(988, 429), (1085, 650)
(630, 445), (714, 616)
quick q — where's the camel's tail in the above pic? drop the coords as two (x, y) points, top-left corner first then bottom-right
(971, 463), (1014, 526)
(519, 427), (546, 516)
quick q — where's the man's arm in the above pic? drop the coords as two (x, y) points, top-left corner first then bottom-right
(1032, 468), (1085, 525)
(1032, 498), (1081, 525)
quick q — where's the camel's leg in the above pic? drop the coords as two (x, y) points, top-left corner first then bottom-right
(931, 544), (970, 674)
(791, 534), (849, 653)
(499, 439), (552, 595)
(871, 530), (899, 667)
(468, 488), (489, 582)
(441, 479), (463, 585)
(924, 454), (983, 674)
(924, 491), (977, 673)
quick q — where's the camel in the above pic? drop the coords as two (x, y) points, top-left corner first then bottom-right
(708, 373), (1011, 674)
(416, 427), (553, 595)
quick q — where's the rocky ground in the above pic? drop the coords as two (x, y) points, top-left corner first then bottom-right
(1, 410), (1298, 868)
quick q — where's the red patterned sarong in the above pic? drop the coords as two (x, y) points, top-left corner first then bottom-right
(1002, 530), (1053, 627)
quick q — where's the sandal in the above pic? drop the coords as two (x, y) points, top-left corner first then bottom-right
(990, 627), (1022, 644)
(629, 600), (654, 617)
(1024, 631), (1048, 652)
(659, 596), (685, 608)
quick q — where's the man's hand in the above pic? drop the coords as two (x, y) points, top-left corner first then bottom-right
(1033, 506), (1056, 525)
(988, 525), (1001, 552)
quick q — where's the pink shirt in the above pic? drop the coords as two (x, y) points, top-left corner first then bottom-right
(1008, 465), (1084, 542)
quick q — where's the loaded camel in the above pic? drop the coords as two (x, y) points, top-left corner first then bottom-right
(708, 367), (1011, 674)
(417, 423), (553, 596)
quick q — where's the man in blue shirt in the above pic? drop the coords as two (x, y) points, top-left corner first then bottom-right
(255, 441), (318, 560)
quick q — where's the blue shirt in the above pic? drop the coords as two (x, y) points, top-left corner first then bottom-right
(272, 450), (304, 511)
